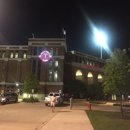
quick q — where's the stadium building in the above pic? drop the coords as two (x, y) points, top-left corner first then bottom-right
(0, 37), (125, 101)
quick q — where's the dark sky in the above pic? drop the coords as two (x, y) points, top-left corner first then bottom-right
(0, 0), (130, 59)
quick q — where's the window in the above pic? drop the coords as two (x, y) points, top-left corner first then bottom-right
(33, 60), (36, 67)
(33, 47), (37, 55)
(76, 70), (82, 80)
(2, 51), (5, 58)
(90, 60), (92, 66)
(112, 94), (116, 100)
(38, 60), (41, 67)
(37, 68), (41, 81)
(76, 56), (78, 62)
(50, 48), (53, 55)
(93, 61), (95, 66)
(79, 57), (82, 63)
(96, 62), (99, 67)
(10, 51), (14, 58)
(49, 61), (53, 69)
(87, 59), (89, 65)
(37, 60), (41, 80)
(82, 58), (84, 64)
(49, 70), (53, 82)
(55, 61), (58, 67)
(55, 48), (58, 55)
(122, 95), (124, 100)
(32, 60), (36, 74)
(39, 47), (42, 54)
(15, 51), (18, 58)
(54, 71), (58, 82)
(23, 51), (27, 58)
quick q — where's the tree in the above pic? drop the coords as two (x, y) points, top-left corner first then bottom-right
(23, 73), (39, 94)
(103, 48), (130, 117)
(69, 79), (87, 98)
(87, 82), (104, 101)
(95, 82), (104, 101)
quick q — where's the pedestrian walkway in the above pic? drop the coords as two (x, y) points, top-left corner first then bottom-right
(39, 102), (94, 130)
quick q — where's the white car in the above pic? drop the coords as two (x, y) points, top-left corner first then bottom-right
(44, 92), (64, 106)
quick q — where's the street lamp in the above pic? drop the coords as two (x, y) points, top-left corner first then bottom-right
(94, 28), (107, 59)
(16, 82), (20, 94)
(16, 83), (19, 87)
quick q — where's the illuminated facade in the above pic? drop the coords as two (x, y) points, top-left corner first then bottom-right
(0, 38), (66, 100)
(0, 38), (128, 101)
(64, 50), (105, 91)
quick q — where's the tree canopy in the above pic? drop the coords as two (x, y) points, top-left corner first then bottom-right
(87, 82), (104, 100)
(103, 48), (130, 94)
(68, 79), (87, 98)
(23, 73), (39, 94)
(103, 48), (130, 117)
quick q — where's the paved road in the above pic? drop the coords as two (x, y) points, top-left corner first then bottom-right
(0, 102), (67, 130)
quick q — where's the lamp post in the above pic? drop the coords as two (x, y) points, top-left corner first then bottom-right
(101, 45), (102, 59)
(16, 82), (20, 95)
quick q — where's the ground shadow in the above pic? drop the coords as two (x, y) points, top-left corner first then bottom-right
(56, 103), (70, 107)
(107, 115), (130, 120)
(55, 111), (71, 113)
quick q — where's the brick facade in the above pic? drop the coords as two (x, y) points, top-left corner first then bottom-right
(0, 38), (66, 96)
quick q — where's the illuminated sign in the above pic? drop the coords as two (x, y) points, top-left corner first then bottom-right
(39, 50), (52, 62)
(84, 64), (100, 70)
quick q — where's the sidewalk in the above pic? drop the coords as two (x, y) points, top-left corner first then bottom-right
(39, 102), (94, 130)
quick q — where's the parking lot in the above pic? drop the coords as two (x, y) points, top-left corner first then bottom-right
(0, 101), (65, 130)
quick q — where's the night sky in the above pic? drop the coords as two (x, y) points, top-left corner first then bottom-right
(0, 0), (130, 59)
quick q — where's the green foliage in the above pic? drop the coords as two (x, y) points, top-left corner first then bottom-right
(86, 111), (130, 130)
(87, 82), (104, 100)
(103, 48), (130, 94)
(68, 79), (87, 97)
(87, 84), (96, 95)
(23, 73), (39, 94)
(103, 48), (130, 117)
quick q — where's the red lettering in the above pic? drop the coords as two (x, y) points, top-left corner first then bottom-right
(84, 64), (100, 70)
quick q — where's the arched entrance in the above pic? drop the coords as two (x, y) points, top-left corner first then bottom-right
(76, 70), (82, 80)
(98, 74), (103, 82)
(87, 72), (93, 85)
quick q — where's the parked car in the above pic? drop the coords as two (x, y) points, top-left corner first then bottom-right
(44, 92), (64, 106)
(0, 93), (18, 105)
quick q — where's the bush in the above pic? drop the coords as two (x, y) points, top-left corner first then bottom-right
(89, 101), (106, 104)
(113, 104), (130, 107)
(23, 97), (39, 103)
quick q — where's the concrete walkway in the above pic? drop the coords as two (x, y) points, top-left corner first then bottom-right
(38, 100), (130, 130)
(39, 109), (94, 130)
(39, 101), (94, 130)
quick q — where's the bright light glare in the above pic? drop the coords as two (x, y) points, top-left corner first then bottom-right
(94, 28), (107, 48)
(85, 16), (111, 54)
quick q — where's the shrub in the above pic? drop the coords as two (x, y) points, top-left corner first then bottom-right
(89, 101), (106, 104)
(23, 97), (39, 103)
(113, 104), (130, 107)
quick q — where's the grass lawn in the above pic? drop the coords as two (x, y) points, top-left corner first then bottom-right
(86, 110), (130, 130)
